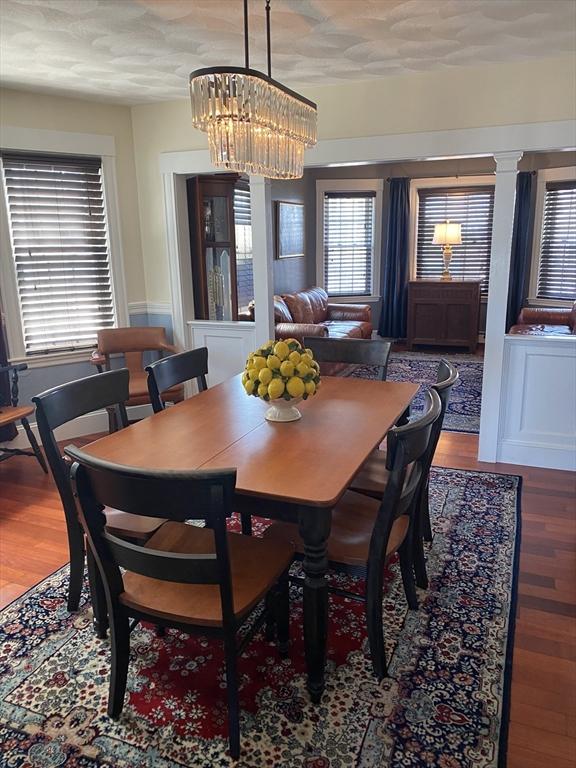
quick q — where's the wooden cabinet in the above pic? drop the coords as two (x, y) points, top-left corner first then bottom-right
(407, 280), (481, 353)
(187, 174), (240, 321)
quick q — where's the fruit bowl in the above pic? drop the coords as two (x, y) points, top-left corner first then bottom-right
(242, 338), (320, 423)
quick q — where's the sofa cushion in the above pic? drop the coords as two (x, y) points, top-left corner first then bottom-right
(274, 296), (293, 324)
(508, 324), (573, 337)
(304, 287), (329, 323)
(283, 291), (314, 324)
(321, 320), (373, 339)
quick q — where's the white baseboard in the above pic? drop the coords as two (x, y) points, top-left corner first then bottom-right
(1, 404), (153, 450)
(497, 438), (576, 472)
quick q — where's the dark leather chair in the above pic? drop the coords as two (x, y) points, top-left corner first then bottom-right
(264, 389), (441, 679)
(32, 369), (164, 631)
(146, 347), (208, 413)
(67, 445), (294, 760)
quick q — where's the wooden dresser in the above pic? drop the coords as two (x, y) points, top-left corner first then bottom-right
(406, 280), (481, 353)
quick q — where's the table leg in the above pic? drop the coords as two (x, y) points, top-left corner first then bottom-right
(298, 506), (331, 704)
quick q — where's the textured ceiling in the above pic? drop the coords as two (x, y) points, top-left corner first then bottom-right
(0, 0), (574, 105)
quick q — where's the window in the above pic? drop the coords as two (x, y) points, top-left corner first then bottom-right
(1, 152), (115, 355)
(536, 181), (576, 300)
(415, 185), (495, 295)
(323, 191), (375, 296)
(233, 180), (253, 313)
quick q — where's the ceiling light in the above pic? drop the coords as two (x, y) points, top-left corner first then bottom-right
(189, 0), (317, 180)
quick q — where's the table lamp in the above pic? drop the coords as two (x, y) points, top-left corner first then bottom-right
(432, 220), (462, 281)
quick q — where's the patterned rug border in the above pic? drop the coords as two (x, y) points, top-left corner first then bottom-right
(0, 467), (523, 768)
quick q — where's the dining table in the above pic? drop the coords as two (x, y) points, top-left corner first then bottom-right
(82, 373), (419, 702)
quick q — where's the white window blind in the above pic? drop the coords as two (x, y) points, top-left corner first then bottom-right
(1, 152), (115, 355)
(323, 191), (375, 296)
(537, 181), (576, 300)
(416, 185), (495, 295)
(233, 180), (253, 313)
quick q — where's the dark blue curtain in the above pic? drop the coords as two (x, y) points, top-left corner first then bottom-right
(378, 178), (410, 338)
(506, 171), (536, 331)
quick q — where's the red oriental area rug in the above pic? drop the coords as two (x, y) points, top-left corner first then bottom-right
(0, 467), (520, 767)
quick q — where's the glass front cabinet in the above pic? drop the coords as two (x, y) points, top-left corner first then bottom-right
(187, 173), (240, 321)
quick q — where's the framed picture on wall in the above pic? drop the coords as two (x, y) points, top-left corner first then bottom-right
(275, 201), (304, 259)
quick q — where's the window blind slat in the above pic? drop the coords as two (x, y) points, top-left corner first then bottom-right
(415, 185), (494, 295)
(537, 182), (576, 301)
(2, 152), (115, 354)
(323, 192), (375, 296)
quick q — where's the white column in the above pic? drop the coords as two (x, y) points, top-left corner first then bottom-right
(249, 175), (275, 345)
(478, 151), (523, 461)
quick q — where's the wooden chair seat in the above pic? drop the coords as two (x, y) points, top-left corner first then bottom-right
(263, 490), (409, 569)
(104, 509), (166, 542)
(349, 448), (389, 498)
(0, 404), (34, 427)
(127, 371), (184, 407)
(121, 521), (295, 626)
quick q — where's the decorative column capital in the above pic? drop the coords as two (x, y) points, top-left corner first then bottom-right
(493, 151), (523, 173)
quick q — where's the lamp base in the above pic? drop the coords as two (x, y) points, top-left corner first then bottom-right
(441, 270), (452, 281)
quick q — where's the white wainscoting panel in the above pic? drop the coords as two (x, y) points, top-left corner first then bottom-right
(188, 321), (256, 387)
(498, 335), (576, 471)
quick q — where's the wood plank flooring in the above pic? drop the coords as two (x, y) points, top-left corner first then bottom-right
(0, 430), (574, 766)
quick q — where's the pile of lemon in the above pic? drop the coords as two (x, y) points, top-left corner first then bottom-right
(242, 338), (321, 402)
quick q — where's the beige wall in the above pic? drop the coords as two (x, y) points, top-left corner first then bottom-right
(0, 87), (146, 303)
(131, 54), (576, 304)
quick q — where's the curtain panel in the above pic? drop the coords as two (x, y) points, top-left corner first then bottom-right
(506, 171), (536, 331)
(0, 312), (18, 442)
(378, 178), (410, 338)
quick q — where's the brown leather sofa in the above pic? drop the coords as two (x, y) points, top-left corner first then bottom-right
(509, 301), (576, 336)
(241, 287), (372, 344)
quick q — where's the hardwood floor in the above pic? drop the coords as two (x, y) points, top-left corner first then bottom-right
(0, 430), (574, 766)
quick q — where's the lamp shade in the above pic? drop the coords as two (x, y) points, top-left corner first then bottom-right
(432, 221), (462, 246)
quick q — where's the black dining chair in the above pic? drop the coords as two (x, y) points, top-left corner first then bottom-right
(302, 336), (394, 381)
(32, 369), (165, 633)
(67, 446), (294, 760)
(264, 389), (441, 679)
(0, 363), (48, 473)
(146, 346), (208, 413)
(350, 359), (459, 587)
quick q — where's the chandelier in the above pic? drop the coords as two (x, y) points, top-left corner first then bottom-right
(189, 0), (317, 179)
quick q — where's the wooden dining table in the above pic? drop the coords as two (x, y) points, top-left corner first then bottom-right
(83, 374), (419, 702)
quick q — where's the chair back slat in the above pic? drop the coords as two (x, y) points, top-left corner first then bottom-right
(386, 389), (441, 470)
(97, 327), (170, 355)
(65, 445), (236, 523)
(302, 337), (393, 380)
(146, 347), (208, 412)
(103, 532), (220, 585)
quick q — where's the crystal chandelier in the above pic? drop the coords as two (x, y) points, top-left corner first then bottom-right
(189, 0), (317, 180)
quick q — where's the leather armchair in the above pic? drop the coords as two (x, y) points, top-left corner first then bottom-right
(90, 327), (184, 408)
(325, 303), (371, 323)
(509, 301), (576, 336)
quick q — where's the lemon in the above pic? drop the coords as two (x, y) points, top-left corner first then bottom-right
(274, 340), (290, 361)
(267, 354), (281, 370)
(311, 360), (320, 371)
(296, 362), (311, 377)
(241, 371), (249, 385)
(300, 353), (313, 367)
(268, 378), (285, 400)
(288, 350), (301, 365)
(244, 380), (256, 395)
(257, 382), (269, 398)
(253, 356), (267, 371)
(304, 348), (313, 357)
(286, 376), (305, 398)
(284, 337), (300, 347)
(280, 360), (294, 378)
(258, 367), (273, 385)
(248, 368), (259, 381)
(305, 380), (316, 395)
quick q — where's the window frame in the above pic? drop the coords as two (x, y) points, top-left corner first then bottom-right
(315, 178), (383, 301)
(528, 166), (576, 307)
(409, 175), (495, 299)
(0, 127), (128, 367)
